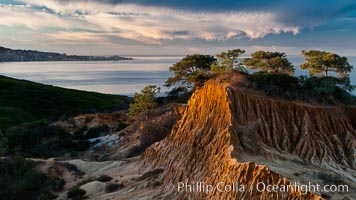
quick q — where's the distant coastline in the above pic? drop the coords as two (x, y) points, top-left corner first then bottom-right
(0, 46), (133, 62)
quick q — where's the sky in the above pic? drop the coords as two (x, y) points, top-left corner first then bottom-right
(0, 0), (356, 56)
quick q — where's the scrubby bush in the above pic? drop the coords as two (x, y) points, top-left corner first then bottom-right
(127, 144), (144, 158)
(0, 129), (8, 155)
(243, 51), (294, 74)
(127, 105), (180, 158)
(165, 54), (216, 89)
(77, 178), (94, 187)
(213, 49), (245, 72)
(128, 85), (160, 120)
(299, 76), (355, 104)
(300, 76), (337, 95)
(249, 72), (301, 99)
(140, 107), (179, 150)
(105, 183), (124, 193)
(116, 122), (128, 131)
(301, 50), (353, 77)
(96, 175), (113, 182)
(165, 86), (193, 103)
(86, 125), (109, 139)
(3, 121), (92, 158)
(317, 172), (347, 186)
(67, 187), (86, 200)
(140, 122), (168, 149)
(165, 50), (245, 101)
(251, 72), (299, 89)
(247, 72), (355, 104)
(0, 157), (63, 200)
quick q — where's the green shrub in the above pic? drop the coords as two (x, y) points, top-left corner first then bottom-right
(317, 172), (347, 186)
(105, 183), (124, 193)
(248, 72), (355, 105)
(251, 72), (299, 90)
(96, 175), (113, 182)
(67, 187), (86, 200)
(249, 72), (301, 99)
(301, 76), (337, 95)
(300, 76), (355, 104)
(86, 125), (109, 139)
(0, 129), (8, 155)
(3, 121), (93, 158)
(166, 86), (192, 103)
(127, 144), (144, 158)
(76, 178), (94, 187)
(140, 122), (169, 149)
(0, 157), (62, 200)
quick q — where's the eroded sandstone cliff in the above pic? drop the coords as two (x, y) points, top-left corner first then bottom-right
(144, 78), (356, 199)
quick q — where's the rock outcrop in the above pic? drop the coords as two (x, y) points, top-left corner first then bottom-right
(228, 88), (356, 169)
(144, 78), (356, 199)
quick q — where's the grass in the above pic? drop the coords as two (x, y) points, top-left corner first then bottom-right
(0, 75), (130, 130)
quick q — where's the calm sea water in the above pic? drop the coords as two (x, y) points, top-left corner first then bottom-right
(0, 56), (178, 96)
(0, 56), (355, 96)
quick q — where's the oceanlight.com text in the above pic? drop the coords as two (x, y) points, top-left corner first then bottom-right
(167, 181), (349, 195)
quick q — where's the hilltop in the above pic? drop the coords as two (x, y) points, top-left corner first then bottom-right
(0, 46), (132, 62)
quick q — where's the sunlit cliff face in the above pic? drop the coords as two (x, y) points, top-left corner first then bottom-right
(144, 76), (355, 199)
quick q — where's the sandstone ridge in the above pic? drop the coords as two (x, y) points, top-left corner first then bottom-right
(144, 78), (356, 199)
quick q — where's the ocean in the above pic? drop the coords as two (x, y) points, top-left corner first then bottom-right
(0, 56), (355, 96)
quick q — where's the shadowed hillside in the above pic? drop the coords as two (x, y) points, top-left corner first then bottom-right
(0, 75), (130, 130)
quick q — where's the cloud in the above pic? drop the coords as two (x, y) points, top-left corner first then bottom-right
(2, 0), (355, 56)
(19, 0), (354, 26)
(0, 4), (72, 29)
(1, 0), (299, 45)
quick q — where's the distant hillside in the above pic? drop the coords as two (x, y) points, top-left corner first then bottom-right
(0, 75), (130, 130)
(0, 46), (132, 62)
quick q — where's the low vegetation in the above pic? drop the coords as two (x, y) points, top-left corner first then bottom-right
(165, 54), (216, 98)
(105, 183), (123, 193)
(211, 49), (246, 72)
(165, 49), (355, 105)
(242, 51), (294, 74)
(139, 119), (175, 149)
(0, 121), (94, 158)
(301, 50), (353, 77)
(95, 175), (113, 182)
(0, 157), (64, 200)
(0, 75), (130, 130)
(128, 85), (160, 120)
(67, 186), (86, 200)
(248, 72), (355, 104)
(128, 86), (179, 155)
